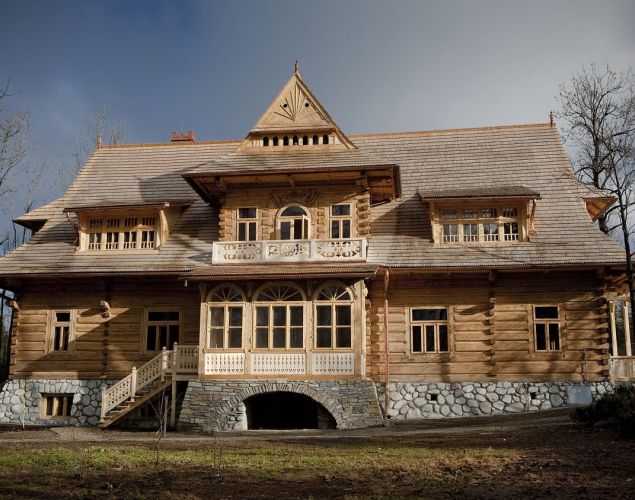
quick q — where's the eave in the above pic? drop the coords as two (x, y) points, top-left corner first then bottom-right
(184, 164), (401, 207)
(584, 196), (615, 222)
(62, 200), (193, 214)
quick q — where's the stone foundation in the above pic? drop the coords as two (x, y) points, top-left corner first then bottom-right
(177, 379), (384, 433)
(376, 381), (614, 419)
(0, 379), (114, 426)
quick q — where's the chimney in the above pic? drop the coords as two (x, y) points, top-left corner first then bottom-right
(171, 130), (196, 143)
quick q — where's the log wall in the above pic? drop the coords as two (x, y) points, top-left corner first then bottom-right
(367, 270), (609, 383)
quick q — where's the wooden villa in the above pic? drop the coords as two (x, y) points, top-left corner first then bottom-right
(0, 66), (633, 431)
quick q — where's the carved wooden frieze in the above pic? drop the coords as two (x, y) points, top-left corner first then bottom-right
(269, 189), (319, 208)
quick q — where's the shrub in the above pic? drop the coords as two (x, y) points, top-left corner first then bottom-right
(572, 385), (635, 439)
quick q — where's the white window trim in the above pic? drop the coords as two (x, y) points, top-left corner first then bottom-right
(276, 204), (311, 240)
(313, 282), (354, 351)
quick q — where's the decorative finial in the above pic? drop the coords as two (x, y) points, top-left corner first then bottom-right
(549, 111), (556, 127)
(294, 60), (300, 75)
(96, 134), (103, 149)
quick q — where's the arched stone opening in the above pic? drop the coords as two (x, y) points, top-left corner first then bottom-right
(244, 391), (336, 430)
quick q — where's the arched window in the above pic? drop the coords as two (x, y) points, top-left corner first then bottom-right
(292, 135), (299, 145)
(312, 135), (319, 145)
(322, 135), (329, 145)
(314, 284), (353, 349)
(302, 135), (308, 145)
(263, 137), (269, 147)
(283, 136), (289, 146)
(254, 284), (304, 349)
(278, 205), (310, 240)
(207, 285), (245, 349)
(273, 136), (279, 146)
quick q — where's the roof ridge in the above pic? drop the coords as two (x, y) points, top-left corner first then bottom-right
(97, 122), (554, 150)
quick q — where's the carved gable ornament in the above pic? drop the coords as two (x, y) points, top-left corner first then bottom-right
(260, 82), (330, 129)
(269, 189), (320, 208)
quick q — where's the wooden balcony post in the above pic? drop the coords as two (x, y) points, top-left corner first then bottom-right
(609, 300), (618, 357)
(173, 342), (179, 375)
(161, 347), (167, 381)
(623, 296), (632, 357)
(130, 367), (137, 402)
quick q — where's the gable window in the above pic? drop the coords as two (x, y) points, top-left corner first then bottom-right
(411, 308), (449, 353)
(50, 311), (73, 352)
(315, 284), (353, 349)
(254, 284), (304, 350)
(84, 215), (157, 251)
(534, 306), (560, 352)
(41, 394), (73, 419)
(208, 285), (244, 349)
(237, 208), (257, 241)
(145, 311), (180, 352)
(436, 203), (523, 244)
(330, 204), (352, 239)
(278, 205), (310, 240)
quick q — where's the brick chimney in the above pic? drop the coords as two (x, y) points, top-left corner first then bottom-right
(171, 130), (196, 143)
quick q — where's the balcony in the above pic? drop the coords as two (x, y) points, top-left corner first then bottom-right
(204, 352), (356, 376)
(211, 238), (368, 264)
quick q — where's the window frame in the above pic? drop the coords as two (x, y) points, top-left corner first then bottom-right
(409, 307), (451, 355)
(433, 202), (526, 245)
(236, 207), (258, 242)
(47, 310), (75, 354)
(81, 212), (160, 251)
(313, 283), (354, 351)
(330, 204), (353, 239)
(40, 394), (73, 419)
(532, 305), (561, 353)
(277, 204), (311, 240)
(142, 308), (182, 355)
(253, 283), (306, 351)
(206, 284), (246, 351)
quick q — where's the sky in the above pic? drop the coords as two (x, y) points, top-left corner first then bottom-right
(0, 0), (634, 219)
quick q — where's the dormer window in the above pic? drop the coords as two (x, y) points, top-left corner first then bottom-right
(84, 215), (157, 251)
(278, 205), (310, 240)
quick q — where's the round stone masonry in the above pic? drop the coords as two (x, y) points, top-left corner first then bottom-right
(0, 379), (115, 426)
(376, 381), (615, 419)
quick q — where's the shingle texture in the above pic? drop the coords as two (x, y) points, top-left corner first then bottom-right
(0, 123), (625, 277)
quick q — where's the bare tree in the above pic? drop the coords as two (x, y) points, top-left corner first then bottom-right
(558, 64), (635, 339)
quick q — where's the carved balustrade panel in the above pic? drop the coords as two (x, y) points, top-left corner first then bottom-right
(204, 353), (246, 375)
(251, 353), (307, 374)
(312, 353), (355, 375)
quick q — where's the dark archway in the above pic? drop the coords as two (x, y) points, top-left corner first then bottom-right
(244, 391), (336, 430)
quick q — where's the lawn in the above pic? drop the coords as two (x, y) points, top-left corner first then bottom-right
(0, 412), (633, 498)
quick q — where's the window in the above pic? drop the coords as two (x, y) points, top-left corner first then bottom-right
(41, 394), (72, 419)
(331, 204), (352, 238)
(323, 135), (329, 144)
(278, 205), (310, 240)
(283, 136), (289, 146)
(436, 203), (523, 244)
(50, 311), (72, 352)
(273, 136), (279, 146)
(315, 284), (353, 349)
(254, 284), (304, 349)
(146, 311), (180, 352)
(302, 135), (309, 145)
(534, 306), (560, 352)
(443, 224), (458, 242)
(84, 214), (158, 251)
(237, 207), (257, 241)
(411, 308), (449, 353)
(208, 285), (244, 349)
(312, 135), (318, 145)
(263, 137), (269, 146)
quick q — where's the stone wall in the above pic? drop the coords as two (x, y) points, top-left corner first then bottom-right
(376, 381), (614, 419)
(0, 379), (114, 426)
(178, 379), (383, 433)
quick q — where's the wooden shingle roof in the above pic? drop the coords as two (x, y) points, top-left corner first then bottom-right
(0, 123), (625, 278)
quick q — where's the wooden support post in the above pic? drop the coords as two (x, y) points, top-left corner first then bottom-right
(623, 296), (632, 357)
(130, 367), (137, 402)
(383, 268), (390, 416)
(609, 300), (618, 357)
(161, 347), (167, 381)
(99, 388), (106, 420)
(171, 379), (177, 428)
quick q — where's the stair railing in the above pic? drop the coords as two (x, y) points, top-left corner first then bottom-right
(99, 345), (199, 421)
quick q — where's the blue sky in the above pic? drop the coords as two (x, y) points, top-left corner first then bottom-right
(1, 0), (634, 216)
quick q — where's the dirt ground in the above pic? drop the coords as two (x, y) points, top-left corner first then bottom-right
(0, 409), (633, 499)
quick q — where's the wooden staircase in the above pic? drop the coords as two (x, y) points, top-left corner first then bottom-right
(98, 344), (198, 428)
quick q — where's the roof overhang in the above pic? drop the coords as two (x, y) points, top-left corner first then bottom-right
(182, 263), (379, 281)
(583, 196), (615, 222)
(418, 186), (541, 202)
(184, 164), (401, 207)
(12, 217), (47, 232)
(62, 200), (193, 214)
